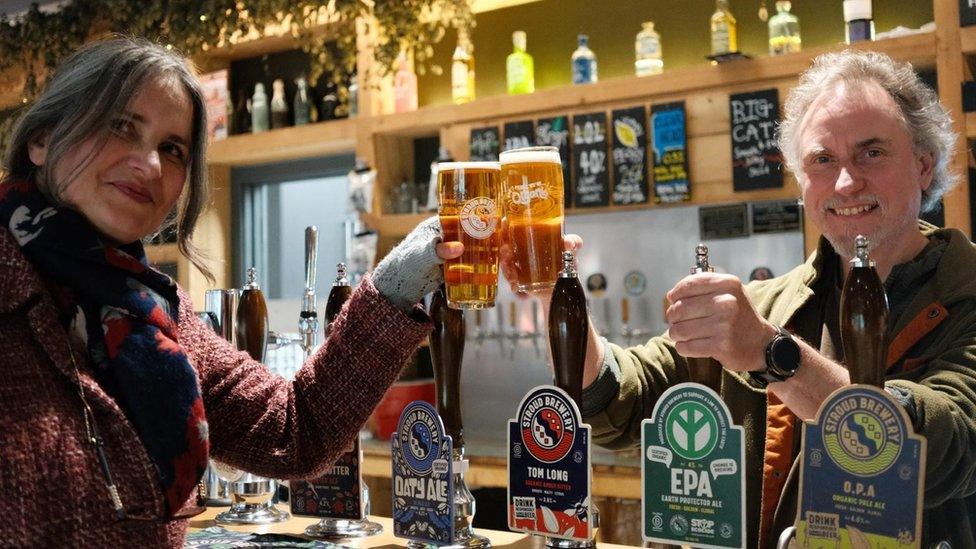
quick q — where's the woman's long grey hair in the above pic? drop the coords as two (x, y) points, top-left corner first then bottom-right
(3, 36), (213, 281)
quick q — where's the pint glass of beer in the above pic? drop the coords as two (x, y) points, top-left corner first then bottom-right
(499, 146), (565, 292)
(438, 162), (502, 309)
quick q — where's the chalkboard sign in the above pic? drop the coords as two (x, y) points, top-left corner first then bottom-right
(730, 89), (783, 191)
(536, 116), (572, 208)
(962, 0), (976, 26)
(700, 203), (749, 240)
(470, 126), (500, 161)
(611, 106), (648, 205)
(650, 102), (690, 203)
(572, 112), (610, 208)
(503, 120), (535, 152)
(751, 199), (801, 234)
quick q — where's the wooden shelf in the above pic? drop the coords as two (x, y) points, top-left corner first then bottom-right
(207, 118), (357, 166)
(365, 31), (936, 137)
(962, 25), (976, 55)
(966, 112), (976, 139)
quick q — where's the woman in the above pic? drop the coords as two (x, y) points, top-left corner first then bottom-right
(0, 37), (457, 546)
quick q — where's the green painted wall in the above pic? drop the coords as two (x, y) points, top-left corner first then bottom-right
(417, 0), (934, 107)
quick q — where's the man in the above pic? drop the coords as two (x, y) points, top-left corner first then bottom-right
(575, 50), (976, 547)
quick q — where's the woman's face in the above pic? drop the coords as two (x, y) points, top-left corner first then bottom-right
(28, 75), (193, 244)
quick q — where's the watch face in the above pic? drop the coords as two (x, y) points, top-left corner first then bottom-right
(770, 335), (801, 376)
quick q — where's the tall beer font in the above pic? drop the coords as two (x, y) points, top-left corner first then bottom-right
(425, 284), (490, 548)
(300, 226), (320, 356)
(439, 162), (502, 309)
(686, 244), (723, 392)
(296, 263), (383, 539)
(216, 268), (290, 525)
(840, 235), (889, 388)
(500, 146), (565, 292)
(795, 237), (926, 546)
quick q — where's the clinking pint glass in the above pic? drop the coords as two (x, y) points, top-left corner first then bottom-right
(438, 161), (502, 309)
(500, 146), (565, 292)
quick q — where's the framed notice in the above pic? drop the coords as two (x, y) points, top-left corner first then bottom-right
(611, 106), (649, 205)
(504, 120), (535, 152)
(470, 126), (500, 161)
(536, 116), (572, 208)
(751, 199), (802, 234)
(198, 70), (229, 141)
(651, 102), (690, 203)
(700, 203), (749, 240)
(729, 89), (783, 191)
(572, 112), (610, 208)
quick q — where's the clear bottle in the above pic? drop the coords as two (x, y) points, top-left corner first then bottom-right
(768, 1), (801, 55)
(347, 77), (359, 118)
(270, 78), (288, 129)
(635, 21), (663, 76)
(571, 34), (598, 85)
(451, 27), (476, 105)
(710, 0), (738, 56)
(250, 82), (269, 133)
(506, 31), (535, 95)
(293, 76), (311, 126)
(393, 51), (418, 113)
(843, 0), (874, 44)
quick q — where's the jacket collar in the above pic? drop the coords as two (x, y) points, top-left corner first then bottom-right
(0, 226), (46, 314)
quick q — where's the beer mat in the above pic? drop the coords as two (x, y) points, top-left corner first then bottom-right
(184, 526), (341, 548)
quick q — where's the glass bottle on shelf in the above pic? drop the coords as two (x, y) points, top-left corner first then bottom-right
(635, 21), (663, 76)
(270, 78), (288, 129)
(844, 0), (874, 44)
(347, 76), (359, 118)
(250, 82), (269, 133)
(571, 34), (598, 85)
(234, 90), (251, 135)
(768, 1), (801, 55)
(394, 51), (418, 113)
(710, 0), (738, 56)
(506, 30), (535, 95)
(321, 82), (338, 120)
(451, 27), (476, 105)
(293, 76), (311, 126)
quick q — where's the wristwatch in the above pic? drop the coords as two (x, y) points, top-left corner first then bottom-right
(750, 326), (801, 388)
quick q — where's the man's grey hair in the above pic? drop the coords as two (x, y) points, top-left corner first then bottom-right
(778, 50), (958, 212)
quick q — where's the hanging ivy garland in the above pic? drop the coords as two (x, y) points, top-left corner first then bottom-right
(0, 0), (473, 155)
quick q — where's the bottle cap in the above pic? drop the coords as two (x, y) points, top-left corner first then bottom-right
(578, 34), (589, 45)
(843, 0), (872, 22)
(333, 262), (350, 286)
(691, 243), (715, 274)
(513, 30), (527, 50)
(560, 250), (578, 278)
(244, 267), (260, 290)
(851, 234), (875, 267)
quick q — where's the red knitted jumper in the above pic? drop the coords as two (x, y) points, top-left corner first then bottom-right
(0, 227), (432, 547)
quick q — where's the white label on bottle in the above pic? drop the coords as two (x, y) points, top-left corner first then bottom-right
(712, 26), (730, 55)
(460, 197), (499, 240)
(452, 61), (469, 96)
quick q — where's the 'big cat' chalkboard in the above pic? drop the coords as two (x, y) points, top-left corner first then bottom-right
(572, 112), (610, 208)
(729, 89), (783, 191)
(536, 116), (572, 208)
(611, 106), (649, 205)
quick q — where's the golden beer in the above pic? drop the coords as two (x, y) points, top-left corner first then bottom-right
(500, 146), (565, 292)
(438, 162), (502, 309)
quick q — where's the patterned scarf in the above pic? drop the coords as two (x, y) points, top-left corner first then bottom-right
(0, 179), (209, 517)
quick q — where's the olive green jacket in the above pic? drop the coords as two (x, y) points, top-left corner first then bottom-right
(583, 224), (976, 548)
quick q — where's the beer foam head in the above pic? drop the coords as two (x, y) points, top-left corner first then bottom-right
(437, 161), (501, 171)
(499, 149), (561, 165)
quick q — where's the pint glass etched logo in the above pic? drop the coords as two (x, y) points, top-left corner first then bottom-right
(459, 197), (498, 240)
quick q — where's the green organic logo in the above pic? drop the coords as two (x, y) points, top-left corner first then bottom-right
(665, 401), (718, 460)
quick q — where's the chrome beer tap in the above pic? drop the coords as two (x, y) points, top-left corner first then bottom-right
(299, 226), (320, 358)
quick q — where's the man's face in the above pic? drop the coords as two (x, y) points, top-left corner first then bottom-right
(795, 80), (934, 259)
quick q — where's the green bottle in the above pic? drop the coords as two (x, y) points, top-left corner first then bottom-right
(506, 30), (535, 95)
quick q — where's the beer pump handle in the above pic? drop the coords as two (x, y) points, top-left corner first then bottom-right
(687, 244), (722, 392)
(300, 226), (319, 356)
(236, 267), (269, 362)
(840, 235), (889, 388)
(549, 250), (588, 407)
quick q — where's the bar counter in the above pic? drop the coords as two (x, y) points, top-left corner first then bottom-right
(187, 507), (636, 548)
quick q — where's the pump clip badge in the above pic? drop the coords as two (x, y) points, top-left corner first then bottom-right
(797, 385), (925, 548)
(642, 383), (745, 549)
(392, 400), (454, 545)
(508, 385), (592, 541)
(290, 438), (364, 519)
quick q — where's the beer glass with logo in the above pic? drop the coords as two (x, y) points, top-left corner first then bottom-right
(438, 161), (502, 309)
(500, 146), (565, 292)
